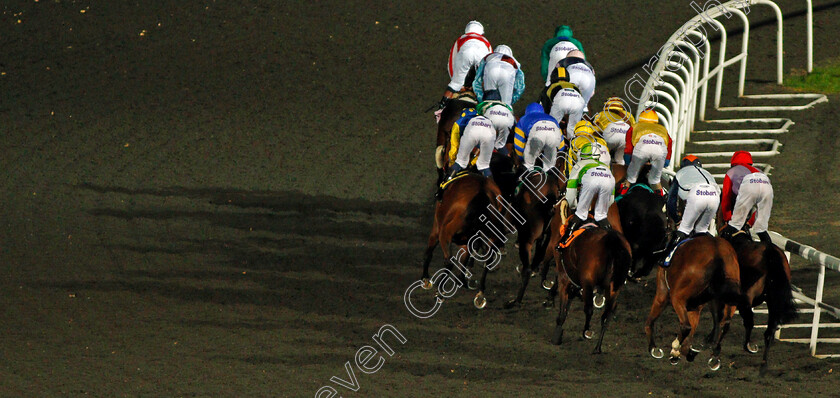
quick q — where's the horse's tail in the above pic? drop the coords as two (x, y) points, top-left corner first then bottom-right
(764, 245), (798, 325)
(605, 230), (632, 288)
(711, 244), (743, 306)
(458, 182), (492, 242)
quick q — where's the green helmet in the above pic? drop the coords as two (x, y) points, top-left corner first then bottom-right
(555, 25), (574, 38)
(578, 143), (601, 160)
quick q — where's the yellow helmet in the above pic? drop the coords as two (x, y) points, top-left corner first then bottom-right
(574, 120), (597, 136)
(639, 109), (659, 123)
(604, 97), (625, 108)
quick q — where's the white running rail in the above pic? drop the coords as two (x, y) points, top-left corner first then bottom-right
(633, 0), (837, 358)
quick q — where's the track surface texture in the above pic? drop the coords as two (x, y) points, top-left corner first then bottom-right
(2, 1), (840, 396)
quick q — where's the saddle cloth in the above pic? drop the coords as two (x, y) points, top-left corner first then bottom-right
(557, 222), (598, 249)
(439, 170), (473, 191)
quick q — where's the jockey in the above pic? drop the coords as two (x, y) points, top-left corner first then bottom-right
(562, 143), (615, 240)
(620, 109), (672, 196)
(473, 45), (525, 106)
(719, 151), (774, 244)
(438, 21), (492, 110)
(448, 101), (515, 179)
(568, 120), (611, 169)
(514, 103), (564, 172)
(540, 67), (585, 139)
(540, 25), (585, 83)
(549, 50), (596, 112)
(593, 97), (635, 165)
(663, 155), (720, 258)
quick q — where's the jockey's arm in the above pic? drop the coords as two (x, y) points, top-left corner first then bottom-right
(540, 37), (560, 79)
(720, 174), (735, 221)
(666, 178), (680, 220)
(623, 126), (635, 165)
(513, 126), (527, 161)
(565, 164), (583, 208)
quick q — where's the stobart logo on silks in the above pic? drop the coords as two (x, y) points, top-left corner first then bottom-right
(488, 109), (510, 117)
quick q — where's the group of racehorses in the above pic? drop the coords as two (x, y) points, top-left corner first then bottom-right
(421, 85), (797, 375)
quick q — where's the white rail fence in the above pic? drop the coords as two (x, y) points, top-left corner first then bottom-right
(632, 0), (836, 358)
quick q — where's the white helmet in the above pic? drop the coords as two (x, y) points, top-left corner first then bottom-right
(567, 49), (585, 59)
(482, 104), (514, 134)
(494, 44), (513, 58)
(465, 20), (484, 35)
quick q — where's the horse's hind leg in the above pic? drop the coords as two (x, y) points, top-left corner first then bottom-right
(581, 286), (595, 340)
(705, 301), (725, 344)
(761, 315), (779, 376)
(550, 282), (572, 345)
(709, 304), (736, 371)
(739, 302), (759, 354)
(593, 284), (620, 354)
(421, 215), (441, 288)
(645, 270), (669, 358)
(505, 230), (537, 309)
(679, 308), (702, 363)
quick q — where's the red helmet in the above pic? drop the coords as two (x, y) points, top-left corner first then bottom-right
(730, 150), (753, 166)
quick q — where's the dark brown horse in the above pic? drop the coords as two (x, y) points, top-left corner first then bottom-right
(544, 202), (633, 353)
(502, 164), (567, 309)
(710, 232), (798, 375)
(644, 235), (742, 369)
(421, 173), (508, 308)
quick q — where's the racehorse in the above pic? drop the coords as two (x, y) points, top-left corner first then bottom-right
(644, 235), (742, 369)
(616, 178), (668, 278)
(544, 201), (633, 353)
(710, 232), (798, 375)
(502, 165), (567, 309)
(421, 172), (508, 308)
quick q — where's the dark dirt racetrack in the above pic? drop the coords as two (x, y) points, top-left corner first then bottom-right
(2, 1), (840, 396)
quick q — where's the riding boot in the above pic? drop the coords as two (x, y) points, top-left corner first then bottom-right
(596, 218), (611, 230)
(478, 168), (493, 179)
(718, 224), (738, 241)
(561, 214), (584, 243)
(756, 231), (772, 245)
(666, 231), (688, 254)
(659, 231), (688, 267)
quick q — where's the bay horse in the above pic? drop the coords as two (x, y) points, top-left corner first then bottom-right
(421, 172), (509, 308)
(644, 235), (742, 369)
(544, 201), (633, 353)
(710, 232), (798, 375)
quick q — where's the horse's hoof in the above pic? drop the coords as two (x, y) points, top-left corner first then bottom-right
(650, 347), (664, 359)
(745, 342), (760, 354)
(669, 356), (681, 366)
(542, 299), (555, 308)
(530, 271), (538, 278)
(467, 279), (479, 291)
(515, 265), (522, 274)
(474, 292), (487, 309)
(421, 278), (433, 290)
(686, 347), (699, 362)
(542, 279), (555, 290)
(551, 328), (564, 345)
(708, 357), (721, 371)
(583, 330), (594, 340)
(503, 300), (519, 310)
(593, 294), (606, 308)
